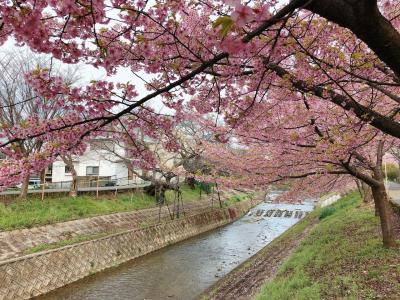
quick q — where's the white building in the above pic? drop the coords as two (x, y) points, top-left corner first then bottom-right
(51, 139), (132, 186)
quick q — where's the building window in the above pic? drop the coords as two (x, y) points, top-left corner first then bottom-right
(89, 140), (114, 151)
(65, 165), (71, 174)
(86, 166), (99, 176)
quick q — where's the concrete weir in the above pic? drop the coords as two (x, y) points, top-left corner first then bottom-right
(248, 208), (309, 219)
(0, 199), (260, 300)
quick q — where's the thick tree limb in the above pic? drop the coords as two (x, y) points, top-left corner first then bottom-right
(305, 0), (400, 78)
(266, 62), (400, 139)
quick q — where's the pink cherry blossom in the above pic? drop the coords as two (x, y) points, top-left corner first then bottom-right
(0, 0), (397, 247)
(231, 4), (255, 27)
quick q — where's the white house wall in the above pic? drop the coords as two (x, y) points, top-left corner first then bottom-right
(52, 146), (129, 183)
(52, 161), (72, 183)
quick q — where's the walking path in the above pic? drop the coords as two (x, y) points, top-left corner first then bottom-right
(0, 190), (246, 262)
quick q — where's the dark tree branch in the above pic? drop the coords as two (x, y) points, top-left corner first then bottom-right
(266, 62), (400, 139)
(305, 0), (400, 78)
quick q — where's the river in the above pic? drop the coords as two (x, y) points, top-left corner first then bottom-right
(38, 192), (314, 300)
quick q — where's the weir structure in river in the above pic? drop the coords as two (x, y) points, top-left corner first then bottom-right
(250, 208), (310, 219)
(37, 198), (314, 300)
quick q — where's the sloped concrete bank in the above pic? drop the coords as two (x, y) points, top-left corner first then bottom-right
(0, 197), (216, 262)
(0, 198), (261, 300)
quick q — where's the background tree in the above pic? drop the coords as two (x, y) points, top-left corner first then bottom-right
(0, 50), (79, 198)
(60, 154), (79, 197)
(197, 91), (400, 247)
(389, 148), (400, 168)
(96, 120), (205, 203)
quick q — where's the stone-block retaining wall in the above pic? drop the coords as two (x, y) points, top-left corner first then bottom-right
(0, 199), (258, 300)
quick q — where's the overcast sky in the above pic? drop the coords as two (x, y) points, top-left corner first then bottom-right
(1, 38), (168, 113)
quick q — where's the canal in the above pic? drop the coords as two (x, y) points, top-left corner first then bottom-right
(38, 193), (314, 300)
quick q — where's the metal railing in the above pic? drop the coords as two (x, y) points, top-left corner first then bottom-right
(46, 176), (147, 189)
(0, 176), (151, 197)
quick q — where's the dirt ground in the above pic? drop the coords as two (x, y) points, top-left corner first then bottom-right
(201, 218), (317, 300)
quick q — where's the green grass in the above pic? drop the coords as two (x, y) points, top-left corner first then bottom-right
(318, 206), (336, 220)
(0, 185), (203, 231)
(24, 233), (108, 254)
(165, 185), (203, 202)
(223, 192), (255, 207)
(318, 192), (339, 202)
(255, 192), (400, 300)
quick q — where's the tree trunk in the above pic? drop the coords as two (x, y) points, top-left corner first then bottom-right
(145, 183), (167, 204)
(61, 155), (78, 198)
(185, 177), (196, 189)
(69, 168), (78, 197)
(215, 182), (222, 208)
(40, 169), (46, 201)
(371, 183), (397, 248)
(19, 175), (29, 199)
(355, 179), (363, 198)
(356, 179), (376, 212)
(361, 181), (373, 204)
(157, 186), (166, 205)
(40, 169), (46, 185)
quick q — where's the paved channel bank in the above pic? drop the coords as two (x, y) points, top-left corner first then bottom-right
(0, 189), (245, 261)
(0, 197), (215, 261)
(0, 198), (261, 300)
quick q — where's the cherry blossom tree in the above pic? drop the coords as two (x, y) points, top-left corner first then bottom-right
(197, 90), (400, 247)
(0, 0), (397, 183)
(94, 119), (209, 203)
(0, 50), (79, 198)
(0, 0), (398, 246)
(206, 137), (400, 248)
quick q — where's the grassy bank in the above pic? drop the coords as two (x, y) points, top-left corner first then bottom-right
(223, 192), (255, 207)
(256, 192), (400, 300)
(0, 186), (254, 231)
(0, 185), (203, 231)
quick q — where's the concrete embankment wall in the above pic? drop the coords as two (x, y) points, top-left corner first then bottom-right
(0, 199), (259, 300)
(319, 194), (341, 208)
(0, 198), (214, 262)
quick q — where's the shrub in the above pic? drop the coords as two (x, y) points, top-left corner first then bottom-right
(319, 207), (336, 220)
(196, 181), (213, 194)
(385, 163), (400, 182)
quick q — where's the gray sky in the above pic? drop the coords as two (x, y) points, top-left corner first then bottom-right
(2, 38), (168, 113)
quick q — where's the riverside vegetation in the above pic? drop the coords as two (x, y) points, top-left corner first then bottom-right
(256, 192), (400, 300)
(0, 185), (206, 231)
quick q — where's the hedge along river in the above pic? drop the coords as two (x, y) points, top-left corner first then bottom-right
(38, 191), (314, 300)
